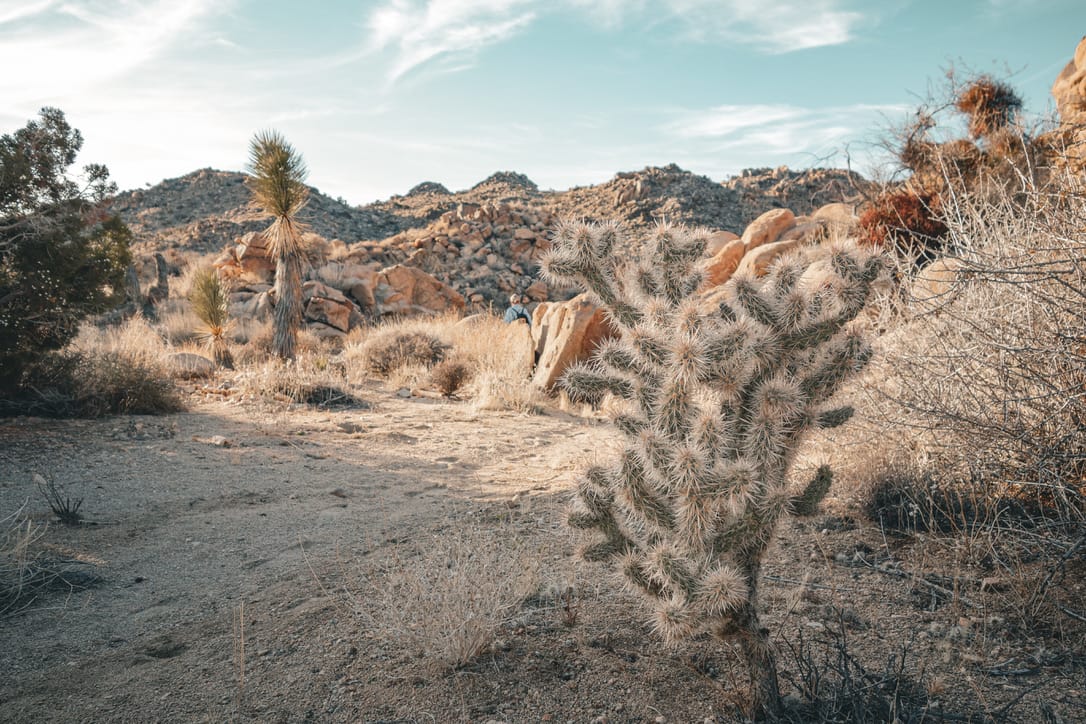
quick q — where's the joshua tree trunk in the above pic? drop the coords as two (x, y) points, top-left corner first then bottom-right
(273, 253), (303, 361)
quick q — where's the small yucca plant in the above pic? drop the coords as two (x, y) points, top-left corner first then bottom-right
(189, 267), (234, 369)
(543, 221), (881, 718)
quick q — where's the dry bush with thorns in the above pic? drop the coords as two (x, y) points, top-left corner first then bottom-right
(351, 527), (540, 671)
(430, 357), (472, 397)
(867, 174), (1086, 522)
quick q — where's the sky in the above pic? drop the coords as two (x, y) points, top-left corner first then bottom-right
(1, 1), (1083, 204)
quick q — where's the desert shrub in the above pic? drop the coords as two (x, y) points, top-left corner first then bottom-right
(354, 329), (448, 377)
(351, 526), (540, 671)
(543, 221), (881, 718)
(858, 190), (948, 264)
(431, 358), (472, 397)
(0, 504), (46, 616)
(237, 322), (322, 364)
(235, 353), (363, 408)
(0, 108), (132, 391)
(864, 172), (1086, 523)
(954, 75), (1023, 141)
(7, 350), (184, 417)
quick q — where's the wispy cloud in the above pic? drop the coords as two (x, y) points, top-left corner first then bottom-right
(363, 0), (869, 87)
(0, 0), (227, 108)
(663, 102), (909, 172)
(642, 0), (866, 53)
(366, 0), (537, 86)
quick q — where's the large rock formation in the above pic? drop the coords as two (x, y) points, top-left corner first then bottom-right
(1052, 36), (1086, 169)
(530, 294), (619, 391)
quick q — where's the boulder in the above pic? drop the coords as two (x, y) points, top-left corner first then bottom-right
(373, 264), (466, 316)
(168, 352), (216, 379)
(230, 290), (272, 320)
(1052, 36), (1086, 169)
(780, 220), (827, 243)
(910, 257), (968, 311)
(302, 280), (356, 332)
(531, 293), (619, 391)
(735, 238), (803, 278)
(1052, 36), (1086, 122)
(741, 208), (796, 251)
(705, 230), (740, 256)
(812, 202), (857, 231)
(235, 232), (275, 280)
(701, 239), (746, 289)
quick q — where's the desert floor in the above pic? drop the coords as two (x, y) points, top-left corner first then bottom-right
(1, 385), (1083, 723)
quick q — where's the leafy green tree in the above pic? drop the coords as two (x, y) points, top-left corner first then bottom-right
(246, 130), (309, 361)
(0, 108), (132, 391)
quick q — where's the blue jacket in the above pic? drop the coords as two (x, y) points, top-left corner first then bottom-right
(503, 304), (532, 325)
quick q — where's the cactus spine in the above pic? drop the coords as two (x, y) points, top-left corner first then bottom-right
(543, 221), (880, 718)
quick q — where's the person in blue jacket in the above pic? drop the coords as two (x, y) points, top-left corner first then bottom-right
(503, 293), (532, 325)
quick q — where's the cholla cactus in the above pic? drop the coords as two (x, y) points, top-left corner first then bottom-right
(542, 221), (880, 717)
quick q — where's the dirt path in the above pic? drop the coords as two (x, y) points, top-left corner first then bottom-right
(1, 392), (1082, 722)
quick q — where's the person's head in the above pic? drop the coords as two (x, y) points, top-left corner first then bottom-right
(509, 293), (520, 306)
(519, 294), (529, 305)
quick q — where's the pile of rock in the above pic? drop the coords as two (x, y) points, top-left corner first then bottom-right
(525, 202), (859, 391)
(1051, 36), (1086, 171)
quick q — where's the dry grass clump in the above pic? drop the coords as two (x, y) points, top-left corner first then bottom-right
(0, 504), (46, 616)
(431, 357), (472, 397)
(234, 352), (361, 408)
(235, 322), (322, 365)
(452, 314), (541, 412)
(352, 328), (449, 377)
(2, 317), (184, 417)
(351, 525), (541, 671)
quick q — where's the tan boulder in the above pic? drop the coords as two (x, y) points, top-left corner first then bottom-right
(303, 280), (357, 332)
(781, 220), (827, 243)
(373, 264), (465, 316)
(531, 294), (618, 391)
(741, 208), (796, 251)
(235, 232), (275, 280)
(812, 202), (856, 229)
(705, 230), (740, 256)
(735, 238), (803, 278)
(701, 239), (746, 289)
(910, 257), (968, 311)
(524, 279), (548, 301)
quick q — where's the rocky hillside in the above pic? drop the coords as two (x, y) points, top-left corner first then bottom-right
(111, 164), (871, 255)
(112, 163), (873, 317)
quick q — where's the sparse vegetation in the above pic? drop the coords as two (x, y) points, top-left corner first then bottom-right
(351, 525), (540, 671)
(431, 357), (472, 397)
(352, 328), (449, 377)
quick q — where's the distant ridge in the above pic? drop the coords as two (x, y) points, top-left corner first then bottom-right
(110, 164), (870, 255)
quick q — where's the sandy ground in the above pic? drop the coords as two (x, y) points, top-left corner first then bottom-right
(1, 387), (1083, 723)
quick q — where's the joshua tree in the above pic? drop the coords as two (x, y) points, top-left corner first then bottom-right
(246, 130), (309, 361)
(189, 266), (234, 369)
(543, 222), (881, 719)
